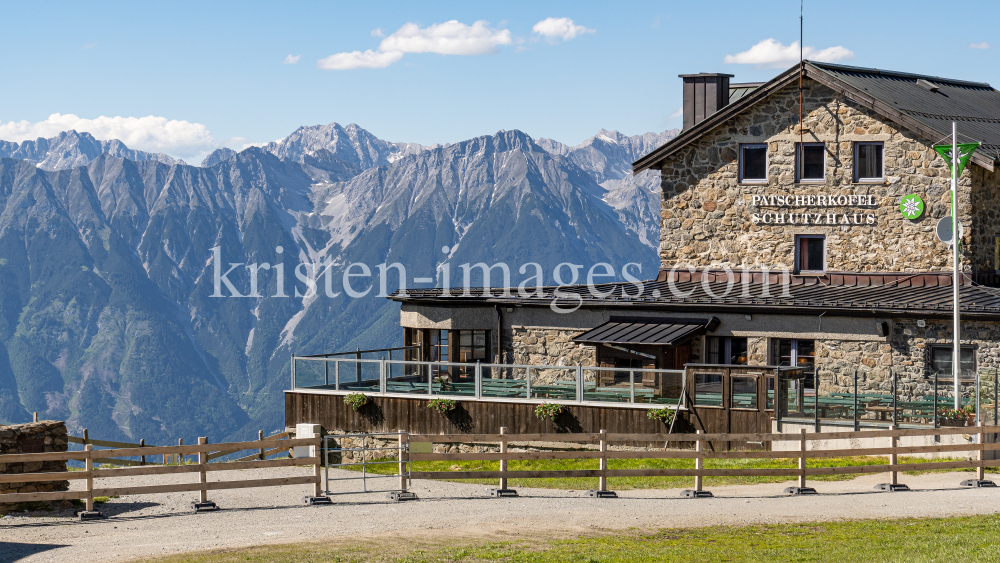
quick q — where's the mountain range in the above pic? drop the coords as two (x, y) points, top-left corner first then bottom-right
(0, 123), (675, 444)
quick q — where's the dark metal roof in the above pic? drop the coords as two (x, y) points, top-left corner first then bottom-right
(633, 61), (1000, 174)
(391, 271), (1000, 320)
(810, 61), (1000, 160)
(573, 318), (708, 345)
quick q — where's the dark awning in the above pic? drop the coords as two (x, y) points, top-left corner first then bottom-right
(573, 317), (708, 346)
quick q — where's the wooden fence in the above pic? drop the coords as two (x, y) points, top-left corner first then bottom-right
(407, 425), (1000, 493)
(0, 436), (322, 513)
(67, 429), (292, 466)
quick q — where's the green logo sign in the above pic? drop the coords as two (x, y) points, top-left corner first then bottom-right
(899, 194), (924, 220)
(933, 142), (980, 178)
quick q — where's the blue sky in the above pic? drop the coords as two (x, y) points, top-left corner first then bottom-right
(0, 0), (996, 162)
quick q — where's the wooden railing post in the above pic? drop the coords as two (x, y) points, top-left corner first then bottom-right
(979, 421), (986, 482)
(599, 429), (608, 492)
(798, 428), (807, 489)
(177, 438), (184, 465)
(499, 426), (508, 491)
(32, 412), (38, 422)
(694, 430), (703, 492)
(889, 425), (898, 485)
(85, 444), (94, 512)
(198, 437), (208, 503)
(82, 428), (89, 445)
(398, 429), (407, 491)
(258, 430), (265, 460)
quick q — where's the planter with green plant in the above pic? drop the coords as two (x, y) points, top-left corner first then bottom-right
(534, 402), (564, 421)
(344, 392), (369, 411)
(937, 406), (973, 427)
(427, 398), (457, 414)
(647, 407), (676, 426)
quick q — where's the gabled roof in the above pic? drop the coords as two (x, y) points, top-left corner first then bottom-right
(633, 61), (1000, 174)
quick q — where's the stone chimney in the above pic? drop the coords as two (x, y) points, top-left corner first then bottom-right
(679, 73), (734, 130)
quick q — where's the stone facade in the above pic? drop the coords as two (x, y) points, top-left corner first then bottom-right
(657, 79), (993, 274)
(0, 420), (69, 510)
(508, 327), (596, 368)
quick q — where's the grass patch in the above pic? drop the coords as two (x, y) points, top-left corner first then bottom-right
(341, 454), (974, 490)
(146, 514), (1000, 562)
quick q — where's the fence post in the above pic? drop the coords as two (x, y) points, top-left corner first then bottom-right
(291, 353), (297, 390)
(853, 371), (859, 431)
(258, 430), (265, 460)
(798, 428), (807, 489)
(198, 437), (208, 504)
(695, 430), (703, 492)
(599, 429), (608, 492)
(398, 429), (407, 491)
(890, 425), (898, 485)
(380, 357), (387, 394)
(475, 361), (482, 399)
(32, 412), (38, 422)
(335, 360), (340, 391)
(85, 444), (94, 512)
(356, 348), (362, 383)
(140, 438), (146, 466)
(82, 428), (89, 446)
(979, 421), (986, 482)
(630, 370), (636, 403)
(499, 426), (508, 491)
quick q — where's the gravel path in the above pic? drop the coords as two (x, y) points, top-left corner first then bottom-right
(3, 466), (1000, 563)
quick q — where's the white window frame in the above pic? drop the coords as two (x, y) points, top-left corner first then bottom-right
(739, 143), (768, 184)
(854, 141), (885, 182)
(797, 142), (826, 183)
(795, 234), (826, 274)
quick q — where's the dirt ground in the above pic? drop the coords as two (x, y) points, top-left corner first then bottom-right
(2, 466), (1000, 563)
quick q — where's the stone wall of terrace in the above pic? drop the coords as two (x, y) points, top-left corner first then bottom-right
(0, 420), (69, 509)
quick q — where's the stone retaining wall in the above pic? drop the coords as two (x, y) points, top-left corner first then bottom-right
(0, 420), (69, 509)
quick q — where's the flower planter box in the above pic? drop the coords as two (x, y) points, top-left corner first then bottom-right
(939, 419), (967, 427)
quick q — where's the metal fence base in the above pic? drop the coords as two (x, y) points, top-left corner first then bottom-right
(303, 496), (333, 505)
(77, 511), (104, 521)
(191, 501), (219, 512)
(784, 487), (817, 495)
(680, 490), (714, 498)
(388, 491), (418, 501)
(488, 488), (518, 498)
(874, 483), (909, 492)
(960, 479), (997, 488)
(587, 490), (617, 498)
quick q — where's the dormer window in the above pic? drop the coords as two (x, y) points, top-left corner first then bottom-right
(739, 144), (768, 183)
(855, 142), (884, 181)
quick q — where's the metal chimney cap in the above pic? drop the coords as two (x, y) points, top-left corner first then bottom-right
(678, 72), (735, 78)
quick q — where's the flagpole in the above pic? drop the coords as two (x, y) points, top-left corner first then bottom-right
(952, 121), (961, 411)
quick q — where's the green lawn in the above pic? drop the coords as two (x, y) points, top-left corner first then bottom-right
(149, 514), (1000, 562)
(344, 455), (975, 490)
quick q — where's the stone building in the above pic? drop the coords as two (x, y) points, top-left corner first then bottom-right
(393, 61), (1000, 411)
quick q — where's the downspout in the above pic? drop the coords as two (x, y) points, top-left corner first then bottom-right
(495, 304), (503, 364)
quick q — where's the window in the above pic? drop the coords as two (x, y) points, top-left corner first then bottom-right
(798, 143), (826, 181)
(739, 144), (768, 183)
(772, 339), (816, 389)
(430, 330), (449, 376)
(855, 142), (884, 181)
(732, 376), (758, 409)
(614, 358), (643, 384)
(456, 330), (490, 378)
(930, 346), (976, 378)
(706, 336), (749, 365)
(694, 373), (724, 407)
(796, 235), (825, 273)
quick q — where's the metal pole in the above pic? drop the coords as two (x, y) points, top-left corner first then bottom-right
(599, 429), (608, 492)
(526, 367), (532, 399)
(814, 376), (819, 433)
(889, 424), (898, 486)
(892, 369), (898, 426)
(356, 348), (362, 384)
(499, 426), (508, 491)
(576, 365), (583, 403)
(934, 374), (939, 428)
(694, 430), (703, 492)
(630, 370), (636, 403)
(380, 357), (386, 393)
(334, 360), (340, 391)
(324, 360), (329, 387)
(291, 353), (297, 389)
(475, 361), (482, 399)
(952, 120), (961, 411)
(798, 428), (807, 489)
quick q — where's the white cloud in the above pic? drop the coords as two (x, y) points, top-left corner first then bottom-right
(283, 54), (301, 65)
(0, 113), (217, 159)
(724, 38), (855, 68)
(668, 106), (683, 119)
(969, 42), (991, 49)
(83, 42), (97, 50)
(379, 20), (511, 55)
(532, 17), (594, 41)
(319, 20), (512, 70)
(317, 49), (404, 70)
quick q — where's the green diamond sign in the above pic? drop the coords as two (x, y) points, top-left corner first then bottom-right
(933, 142), (980, 178)
(899, 194), (924, 220)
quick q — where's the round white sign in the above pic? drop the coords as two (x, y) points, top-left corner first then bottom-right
(936, 216), (964, 244)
